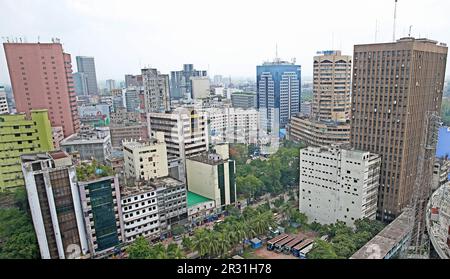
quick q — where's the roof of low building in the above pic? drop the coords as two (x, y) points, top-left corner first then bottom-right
(187, 191), (212, 207)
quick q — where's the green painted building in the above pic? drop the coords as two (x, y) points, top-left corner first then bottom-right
(0, 110), (53, 191)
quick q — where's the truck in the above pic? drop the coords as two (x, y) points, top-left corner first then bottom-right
(266, 233), (289, 251)
(292, 239), (314, 258)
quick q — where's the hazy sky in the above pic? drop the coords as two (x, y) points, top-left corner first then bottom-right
(1, 0), (450, 84)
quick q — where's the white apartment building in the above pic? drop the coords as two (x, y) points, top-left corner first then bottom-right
(148, 107), (209, 169)
(191, 76), (210, 99)
(121, 184), (160, 242)
(299, 146), (381, 227)
(206, 107), (259, 145)
(123, 132), (168, 181)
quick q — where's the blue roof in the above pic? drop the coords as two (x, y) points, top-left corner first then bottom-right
(436, 127), (450, 158)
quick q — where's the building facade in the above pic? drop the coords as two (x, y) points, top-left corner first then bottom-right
(73, 72), (88, 96)
(60, 126), (112, 162)
(191, 76), (211, 99)
(299, 146), (381, 226)
(186, 144), (236, 209)
(76, 56), (99, 95)
(141, 68), (170, 113)
(21, 151), (89, 259)
(351, 38), (448, 221)
(3, 42), (81, 136)
(257, 59), (301, 135)
(0, 110), (54, 191)
(125, 74), (143, 88)
(77, 175), (124, 257)
(231, 92), (257, 109)
(0, 86), (10, 114)
(287, 114), (351, 146)
(123, 132), (169, 181)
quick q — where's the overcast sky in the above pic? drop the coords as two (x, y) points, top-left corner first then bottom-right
(1, 0), (449, 84)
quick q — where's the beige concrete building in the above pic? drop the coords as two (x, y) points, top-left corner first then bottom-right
(287, 115), (350, 146)
(312, 50), (352, 121)
(186, 144), (236, 209)
(351, 38), (448, 221)
(287, 50), (351, 147)
(299, 146), (381, 226)
(142, 68), (170, 113)
(123, 132), (168, 181)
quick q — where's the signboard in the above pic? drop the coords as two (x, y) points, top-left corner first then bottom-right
(78, 104), (111, 126)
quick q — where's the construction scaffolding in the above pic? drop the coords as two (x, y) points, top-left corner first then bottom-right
(403, 111), (441, 258)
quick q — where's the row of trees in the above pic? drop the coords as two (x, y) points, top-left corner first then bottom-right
(127, 237), (185, 259)
(232, 141), (303, 200)
(187, 206), (276, 258)
(307, 219), (386, 259)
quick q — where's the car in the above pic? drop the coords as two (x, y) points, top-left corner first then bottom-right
(173, 235), (183, 242)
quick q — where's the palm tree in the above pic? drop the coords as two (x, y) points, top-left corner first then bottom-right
(181, 236), (194, 253)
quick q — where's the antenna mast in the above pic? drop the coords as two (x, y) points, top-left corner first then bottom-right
(393, 0), (398, 41)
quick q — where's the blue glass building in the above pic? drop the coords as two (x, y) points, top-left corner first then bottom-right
(257, 59), (301, 135)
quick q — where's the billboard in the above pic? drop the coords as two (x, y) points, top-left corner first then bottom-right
(78, 104), (111, 126)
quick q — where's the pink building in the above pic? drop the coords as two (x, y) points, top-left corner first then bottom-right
(3, 42), (80, 137)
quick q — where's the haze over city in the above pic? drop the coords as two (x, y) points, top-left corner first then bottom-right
(1, 0), (450, 83)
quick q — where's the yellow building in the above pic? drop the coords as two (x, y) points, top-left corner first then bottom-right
(0, 109), (54, 191)
(123, 132), (168, 181)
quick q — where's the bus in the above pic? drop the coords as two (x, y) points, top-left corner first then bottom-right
(266, 233), (289, 250)
(299, 242), (315, 259)
(283, 235), (307, 254)
(274, 235), (295, 253)
(292, 239), (314, 258)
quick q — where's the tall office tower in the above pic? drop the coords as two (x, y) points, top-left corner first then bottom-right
(231, 92), (257, 109)
(351, 38), (448, 221)
(170, 64), (208, 100)
(125, 74), (143, 88)
(0, 110), (54, 191)
(0, 85), (9, 114)
(106, 79), (116, 92)
(312, 50), (352, 121)
(3, 41), (81, 137)
(73, 72), (88, 96)
(141, 68), (170, 113)
(21, 151), (89, 259)
(76, 56), (99, 95)
(287, 50), (351, 146)
(256, 58), (301, 135)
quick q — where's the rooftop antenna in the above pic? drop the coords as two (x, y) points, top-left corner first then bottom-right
(393, 0), (398, 42)
(408, 25), (413, 37)
(375, 19), (378, 42)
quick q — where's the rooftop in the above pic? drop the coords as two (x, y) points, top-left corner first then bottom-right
(187, 191), (212, 207)
(76, 161), (114, 182)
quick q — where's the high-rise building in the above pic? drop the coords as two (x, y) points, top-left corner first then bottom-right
(170, 64), (207, 100)
(77, 173), (124, 258)
(287, 50), (351, 147)
(231, 92), (257, 109)
(0, 110), (54, 191)
(76, 56), (99, 95)
(3, 42), (81, 136)
(186, 144), (236, 209)
(256, 58), (301, 135)
(124, 88), (142, 113)
(106, 79), (116, 92)
(73, 72), (88, 96)
(0, 86), (9, 114)
(351, 38), (448, 221)
(123, 132), (169, 181)
(312, 50), (352, 121)
(141, 68), (170, 113)
(299, 146), (381, 226)
(21, 151), (89, 259)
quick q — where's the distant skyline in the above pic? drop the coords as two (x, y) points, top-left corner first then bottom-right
(1, 0), (450, 85)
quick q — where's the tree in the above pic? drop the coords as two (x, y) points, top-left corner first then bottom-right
(127, 236), (152, 259)
(307, 239), (338, 259)
(0, 208), (39, 259)
(331, 234), (357, 258)
(181, 236), (194, 253)
(236, 175), (263, 199)
(171, 224), (185, 236)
